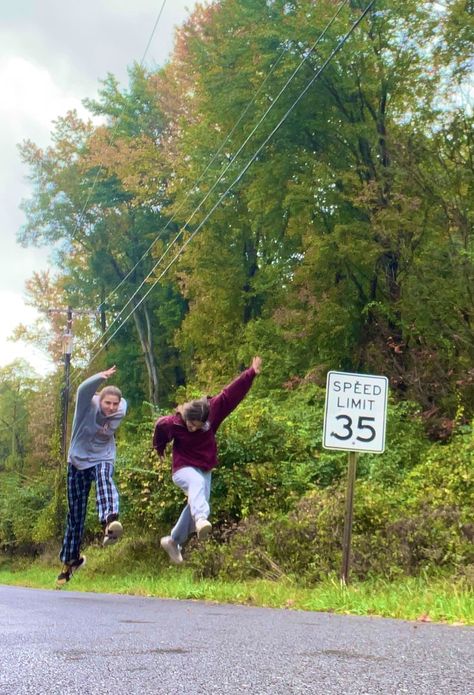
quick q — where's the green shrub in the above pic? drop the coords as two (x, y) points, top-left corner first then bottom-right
(188, 423), (473, 583)
(1, 384), (470, 585)
(0, 473), (53, 552)
(116, 421), (185, 533)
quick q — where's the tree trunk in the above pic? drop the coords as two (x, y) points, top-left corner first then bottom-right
(131, 299), (160, 405)
(143, 302), (160, 404)
(109, 257), (160, 404)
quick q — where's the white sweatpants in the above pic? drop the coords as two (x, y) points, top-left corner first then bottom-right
(171, 466), (212, 546)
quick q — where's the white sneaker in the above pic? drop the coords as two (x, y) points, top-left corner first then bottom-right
(195, 518), (212, 540)
(103, 520), (123, 547)
(160, 536), (183, 564)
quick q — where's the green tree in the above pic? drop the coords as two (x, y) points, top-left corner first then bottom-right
(0, 361), (36, 472)
(159, 0), (473, 420)
(18, 68), (186, 405)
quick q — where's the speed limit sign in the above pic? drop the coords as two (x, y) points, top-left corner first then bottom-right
(323, 371), (388, 453)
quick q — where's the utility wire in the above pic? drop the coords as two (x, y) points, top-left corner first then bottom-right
(140, 0), (168, 66)
(79, 0), (377, 372)
(0, 9), (170, 452)
(81, 0), (351, 365)
(67, 1), (169, 253)
(98, 23), (297, 314)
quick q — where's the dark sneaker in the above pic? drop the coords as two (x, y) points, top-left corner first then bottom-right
(56, 556), (86, 587)
(103, 519), (123, 547)
(160, 536), (183, 564)
(195, 518), (212, 540)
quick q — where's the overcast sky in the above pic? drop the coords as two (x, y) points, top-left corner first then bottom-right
(0, 0), (198, 374)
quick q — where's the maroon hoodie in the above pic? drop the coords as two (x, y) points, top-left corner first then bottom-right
(153, 367), (257, 474)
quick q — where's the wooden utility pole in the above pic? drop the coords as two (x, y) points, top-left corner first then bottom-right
(48, 306), (97, 460)
(61, 306), (73, 460)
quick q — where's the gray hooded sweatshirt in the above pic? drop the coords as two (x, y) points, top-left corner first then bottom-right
(68, 373), (127, 470)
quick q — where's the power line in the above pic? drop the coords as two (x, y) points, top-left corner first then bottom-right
(140, 0), (168, 66)
(98, 21), (296, 314)
(79, 0), (377, 372)
(0, 9), (167, 451)
(67, 1), (169, 257)
(81, 0), (351, 364)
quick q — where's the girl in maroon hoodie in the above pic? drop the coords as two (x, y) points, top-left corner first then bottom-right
(153, 356), (262, 564)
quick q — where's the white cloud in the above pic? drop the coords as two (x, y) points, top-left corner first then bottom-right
(0, 57), (94, 374)
(0, 290), (53, 374)
(0, 57), (86, 373)
(0, 55), (89, 143)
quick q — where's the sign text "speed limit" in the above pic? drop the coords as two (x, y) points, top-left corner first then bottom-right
(323, 371), (388, 453)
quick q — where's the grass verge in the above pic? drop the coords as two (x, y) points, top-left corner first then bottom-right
(0, 543), (472, 625)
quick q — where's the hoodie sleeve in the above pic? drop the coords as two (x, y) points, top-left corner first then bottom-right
(210, 368), (256, 431)
(153, 415), (174, 456)
(118, 398), (127, 419)
(74, 373), (106, 423)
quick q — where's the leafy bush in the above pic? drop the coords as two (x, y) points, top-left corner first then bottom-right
(107, 386), (447, 540)
(0, 474), (53, 552)
(116, 421), (185, 534)
(189, 424), (474, 582)
(1, 381), (470, 586)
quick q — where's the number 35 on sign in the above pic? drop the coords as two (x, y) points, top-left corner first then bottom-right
(323, 371), (388, 453)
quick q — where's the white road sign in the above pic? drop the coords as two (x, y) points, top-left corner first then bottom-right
(323, 371), (388, 453)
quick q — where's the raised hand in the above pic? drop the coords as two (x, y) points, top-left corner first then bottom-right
(101, 365), (117, 379)
(251, 356), (262, 374)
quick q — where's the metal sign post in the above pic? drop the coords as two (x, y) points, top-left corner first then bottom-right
(341, 451), (357, 585)
(323, 371), (388, 584)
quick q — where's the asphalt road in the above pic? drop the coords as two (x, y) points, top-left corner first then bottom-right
(0, 585), (472, 695)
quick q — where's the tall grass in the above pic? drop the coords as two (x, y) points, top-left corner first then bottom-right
(0, 544), (472, 625)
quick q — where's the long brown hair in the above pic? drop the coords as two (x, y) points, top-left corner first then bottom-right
(177, 397), (209, 423)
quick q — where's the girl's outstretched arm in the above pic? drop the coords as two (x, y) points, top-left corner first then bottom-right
(211, 356), (262, 429)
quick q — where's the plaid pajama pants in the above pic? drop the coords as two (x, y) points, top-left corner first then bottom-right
(60, 461), (119, 563)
